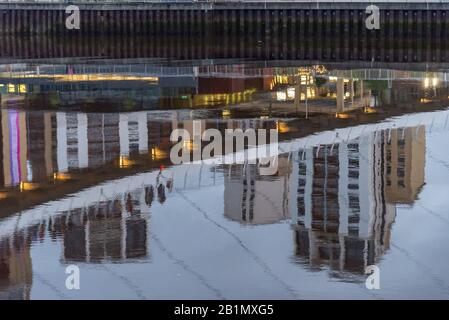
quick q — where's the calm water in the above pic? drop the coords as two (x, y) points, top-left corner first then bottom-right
(1, 58), (449, 299)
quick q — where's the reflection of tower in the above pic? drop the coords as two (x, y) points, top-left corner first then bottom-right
(224, 157), (290, 225)
(0, 237), (33, 300)
(65, 113), (88, 170)
(49, 188), (149, 263)
(55, 111), (151, 172)
(291, 129), (405, 275)
(87, 113), (120, 167)
(385, 126), (425, 204)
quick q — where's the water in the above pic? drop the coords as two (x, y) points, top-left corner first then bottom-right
(1, 59), (449, 299)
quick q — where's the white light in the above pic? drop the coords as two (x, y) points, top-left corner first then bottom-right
(276, 91), (287, 101)
(287, 88), (295, 99)
(432, 77), (438, 87)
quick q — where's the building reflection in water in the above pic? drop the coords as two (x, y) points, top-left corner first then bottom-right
(0, 116), (431, 298)
(0, 234), (32, 300)
(220, 128), (425, 276)
(290, 126), (425, 275)
(224, 157), (291, 225)
(3, 63), (449, 113)
(0, 88), (441, 298)
(221, 124), (426, 276)
(50, 195), (149, 263)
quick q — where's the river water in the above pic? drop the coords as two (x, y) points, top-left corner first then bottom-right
(0, 59), (449, 299)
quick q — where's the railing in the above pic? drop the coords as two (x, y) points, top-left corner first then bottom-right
(328, 69), (449, 81)
(3, 63), (449, 80)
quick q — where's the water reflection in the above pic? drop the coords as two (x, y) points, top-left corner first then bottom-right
(1, 61), (449, 299)
(0, 232), (32, 299)
(2, 63), (449, 111)
(292, 126), (425, 276)
(1, 106), (445, 298)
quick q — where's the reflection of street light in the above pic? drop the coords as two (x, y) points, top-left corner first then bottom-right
(276, 91), (287, 101)
(151, 147), (168, 161)
(432, 77), (438, 87)
(222, 109), (231, 118)
(424, 77), (438, 88)
(19, 182), (39, 192)
(53, 172), (71, 181)
(119, 156), (135, 168)
(364, 106), (378, 114)
(287, 87), (295, 100)
(276, 121), (290, 133)
(335, 113), (351, 119)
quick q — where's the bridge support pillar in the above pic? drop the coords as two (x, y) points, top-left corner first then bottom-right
(336, 78), (345, 113)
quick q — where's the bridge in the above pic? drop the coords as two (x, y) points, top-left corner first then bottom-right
(0, 1), (448, 40)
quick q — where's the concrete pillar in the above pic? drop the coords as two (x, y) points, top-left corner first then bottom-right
(336, 78), (345, 112)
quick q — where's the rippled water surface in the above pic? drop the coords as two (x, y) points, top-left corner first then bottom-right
(1, 58), (449, 299)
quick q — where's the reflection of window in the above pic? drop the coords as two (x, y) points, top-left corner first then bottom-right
(348, 183), (359, 190)
(349, 158), (359, 167)
(348, 170), (359, 179)
(349, 215), (360, 224)
(349, 195), (360, 211)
